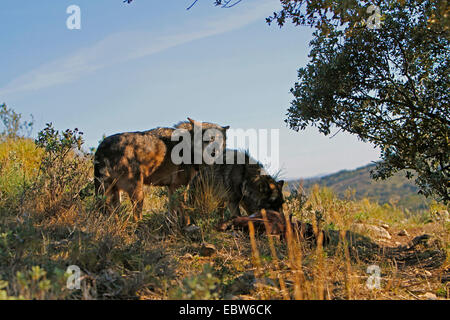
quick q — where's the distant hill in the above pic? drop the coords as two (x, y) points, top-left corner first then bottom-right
(288, 164), (431, 212)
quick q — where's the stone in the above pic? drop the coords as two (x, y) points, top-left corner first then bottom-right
(435, 210), (449, 222)
(184, 224), (201, 241)
(398, 229), (409, 236)
(421, 292), (438, 300)
(228, 271), (256, 295)
(199, 243), (216, 257)
(255, 277), (277, 290)
(423, 270), (432, 277)
(351, 223), (392, 239)
(182, 253), (194, 260)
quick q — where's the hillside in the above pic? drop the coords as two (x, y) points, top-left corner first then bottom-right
(0, 132), (448, 300)
(288, 164), (431, 212)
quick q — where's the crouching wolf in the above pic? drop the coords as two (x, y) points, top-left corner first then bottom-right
(94, 118), (229, 222)
(187, 149), (284, 220)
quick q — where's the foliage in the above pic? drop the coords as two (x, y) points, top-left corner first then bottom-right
(0, 104), (40, 209)
(267, 0), (448, 35)
(0, 103), (33, 139)
(169, 264), (220, 299)
(0, 138), (42, 206)
(31, 123), (92, 215)
(13, 266), (70, 300)
(125, 0), (244, 9)
(268, 0), (449, 203)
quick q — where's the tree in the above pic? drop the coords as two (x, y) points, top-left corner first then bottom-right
(124, 0), (448, 202)
(265, 0), (449, 203)
(124, 0), (244, 9)
(0, 103), (34, 139)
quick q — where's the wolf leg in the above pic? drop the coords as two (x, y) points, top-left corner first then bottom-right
(182, 184), (191, 226)
(167, 185), (189, 227)
(167, 185), (177, 224)
(109, 186), (121, 214)
(129, 178), (144, 222)
(228, 201), (241, 218)
(102, 179), (121, 215)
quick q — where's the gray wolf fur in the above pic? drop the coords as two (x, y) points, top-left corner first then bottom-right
(94, 118), (229, 221)
(188, 149), (284, 219)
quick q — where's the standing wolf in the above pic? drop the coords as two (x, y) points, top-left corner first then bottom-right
(94, 118), (229, 221)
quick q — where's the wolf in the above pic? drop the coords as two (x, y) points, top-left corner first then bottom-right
(94, 118), (229, 221)
(188, 149), (285, 220)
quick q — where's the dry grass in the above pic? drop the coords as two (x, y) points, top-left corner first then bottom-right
(241, 185), (449, 300)
(0, 136), (448, 300)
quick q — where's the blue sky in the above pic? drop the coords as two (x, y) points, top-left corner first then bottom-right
(0, 0), (380, 179)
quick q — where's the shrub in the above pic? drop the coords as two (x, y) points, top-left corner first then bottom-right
(29, 123), (93, 216)
(0, 138), (42, 207)
(169, 264), (220, 300)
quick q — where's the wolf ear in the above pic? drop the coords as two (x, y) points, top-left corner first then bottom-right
(278, 180), (284, 188)
(187, 117), (200, 127)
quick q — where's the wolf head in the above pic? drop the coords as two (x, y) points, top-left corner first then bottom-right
(241, 175), (285, 214)
(174, 118), (229, 163)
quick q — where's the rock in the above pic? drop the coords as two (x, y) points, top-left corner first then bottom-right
(182, 253), (194, 260)
(351, 223), (392, 239)
(183, 224), (201, 241)
(410, 234), (431, 247)
(398, 229), (409, 237)
(421, 292), (438, 300)
(199, 243), (216, 257)
(434, 210), (449, 222)
(380, 224), (390, 230)
(228, 271), (256, 295)
(255, 277), (277, 290)
(441, 274), (450, 283)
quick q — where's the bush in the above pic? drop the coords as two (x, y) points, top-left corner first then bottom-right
(1, 266), (70, 300)
(0, 138), (42, 207)
(29, 123), (93, 216)
(169, 264), (220, 300)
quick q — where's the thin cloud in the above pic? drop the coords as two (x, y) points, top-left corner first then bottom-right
(0, 0), (277, 97)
